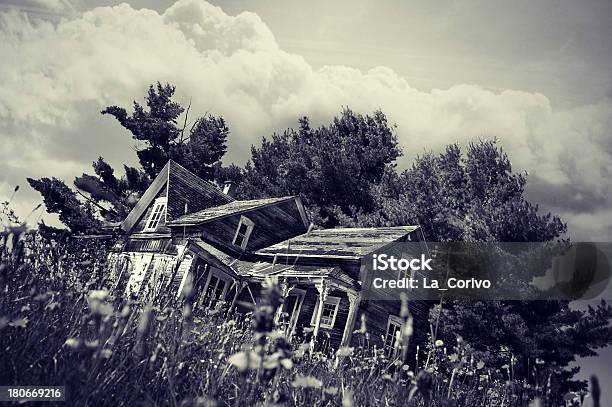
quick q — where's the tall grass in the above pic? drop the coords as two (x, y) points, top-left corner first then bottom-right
(0, 206), (602, 406)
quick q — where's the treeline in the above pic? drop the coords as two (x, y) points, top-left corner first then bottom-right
(28, 82), (564, 242)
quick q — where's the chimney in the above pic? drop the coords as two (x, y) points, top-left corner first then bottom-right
(223, 181), (236, 197)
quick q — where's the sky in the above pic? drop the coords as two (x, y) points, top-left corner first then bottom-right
(0, 0), (611, 392)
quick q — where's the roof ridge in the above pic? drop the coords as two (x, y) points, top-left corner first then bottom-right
(167, 159), (233, 201)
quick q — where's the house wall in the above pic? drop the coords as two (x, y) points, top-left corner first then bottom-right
(108, 251), (178, 297)
(287, 285), (349, 350)
(189, 257), (240, 311)
(165, 161), (233, 220)
(189, 199), (307, 252)
(235, 282), (261, 312)
(132, 186), (169, 234)
(356, 299), (401, 348)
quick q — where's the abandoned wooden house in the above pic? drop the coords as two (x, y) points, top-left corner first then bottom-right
(107, 160), (423, 351)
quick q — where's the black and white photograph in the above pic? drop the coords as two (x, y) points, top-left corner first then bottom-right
(1, 1), (611, 406)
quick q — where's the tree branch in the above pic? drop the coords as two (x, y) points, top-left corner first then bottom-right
(179, 98), (192, 144)
(75, 189), (118, 218)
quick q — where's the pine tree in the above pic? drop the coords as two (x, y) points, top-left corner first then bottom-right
(29, 83), (232, 232)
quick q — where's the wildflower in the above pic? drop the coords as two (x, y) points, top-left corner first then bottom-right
(87, 290), (112, 316)
(336, 347), (354, 357)
(137, 306), (153, 336)
(342, 389), (354, 407)
(529, 398), (542, 407)
(435, 339), (444, 347)
(8, 318), (27, 328)
(263, 354), (280, 370)
(476, 361), (485, 370)
(354, 314), (367, 335)
(64, 338), (81, 350)
(280, 358), (293, 369)
(85, 340), (100, 349)
(294, 343), (310, 358)
(403, 317), (413, 338)
(120, 305), (131, 318)
(228, 351), (261, 373)
(88, 290), (108, 301)
(400, 292), (410, 318)
(535, 358), (545, 365)
(410, 370), (433, 402)
(292, 375), (323, 389)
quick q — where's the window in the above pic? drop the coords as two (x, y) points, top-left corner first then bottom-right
(201, 272), (230, 309)
(232, 216), (254, 249)
(384, 315), (403, 357)
(310, 295), (341, 329)
(144, 198), (167, 231)
(279, 288), (305, 335)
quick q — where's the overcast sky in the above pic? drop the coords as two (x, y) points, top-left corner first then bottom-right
(1, 0), (611, 241)
(0, 0), (611, 394)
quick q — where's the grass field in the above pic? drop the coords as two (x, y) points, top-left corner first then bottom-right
(0, 222), (602, 406)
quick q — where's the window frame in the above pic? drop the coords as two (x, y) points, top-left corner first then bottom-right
(310, 295), (341, 329)
(384, 314), (403, 355)
(144, 197), (167, 232)
(232, 215), (255, 249)
(282, 288), (306, 335)
(200, 269), (231, 309)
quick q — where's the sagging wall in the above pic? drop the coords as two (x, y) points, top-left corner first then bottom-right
(107, 246), (241, 309)
(233, 282), (352, 350)
(106, 243), (194, 299)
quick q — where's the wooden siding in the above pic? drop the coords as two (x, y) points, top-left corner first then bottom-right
(124, 237), (171, 252)
(277, 285), (348, 350)
(257, 227), (421, 258)
(191, 198), (308, 252)
(121, 160), (233, 233)
(167, 196), (297, 226)
(121, 166), (169, 233)
(356, 299), (401, 348)
(131, 186), (168, 233)
(166, 161), (233, 221)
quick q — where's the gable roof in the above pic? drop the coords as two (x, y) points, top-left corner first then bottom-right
(120, 160), (233, 232)
(166, 161), (234, 219)
(166, 196), (296, 227)
(256, 226), (420, 259)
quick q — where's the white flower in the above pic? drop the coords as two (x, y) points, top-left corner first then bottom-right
(64, 338), (80, 349)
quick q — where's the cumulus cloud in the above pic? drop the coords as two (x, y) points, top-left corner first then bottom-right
(0, 0), (610, 240)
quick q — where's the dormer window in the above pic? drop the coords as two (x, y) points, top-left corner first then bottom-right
(232, 215), (254, 249)
(144, 197), (167, 232)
